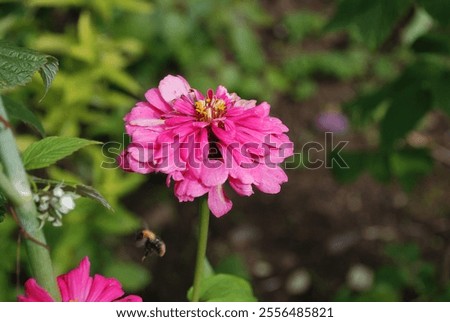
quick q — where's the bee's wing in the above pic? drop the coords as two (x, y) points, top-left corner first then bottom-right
(136, 235), (147, 248)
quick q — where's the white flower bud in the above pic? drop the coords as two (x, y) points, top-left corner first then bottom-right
(53, 186), (64, 197)
(41, 195), (50, 203)
(38, 203), (49, 212)
(59, 195), (76, 214)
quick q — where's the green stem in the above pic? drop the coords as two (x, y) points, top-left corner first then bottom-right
(0, 96), (60, 301)
(191, 198), (210, 302)
(0, 168), (25, 207)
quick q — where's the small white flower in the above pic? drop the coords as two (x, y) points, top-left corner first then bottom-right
(59, 194), (76, 214)
(53, 186), (64, 197)
(38, 203), (49, 212)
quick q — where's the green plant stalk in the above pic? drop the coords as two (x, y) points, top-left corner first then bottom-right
(0, 96), (60, 301)
(0, 169), (25, 207)
(191, 198), (210, 302)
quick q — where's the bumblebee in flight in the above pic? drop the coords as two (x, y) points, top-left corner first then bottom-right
(136, 229), (166, 261)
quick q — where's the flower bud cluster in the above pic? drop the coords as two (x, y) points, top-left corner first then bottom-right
(33, 185), (79, 228)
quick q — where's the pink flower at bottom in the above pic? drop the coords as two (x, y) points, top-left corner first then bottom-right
(18, 257), (142, 302)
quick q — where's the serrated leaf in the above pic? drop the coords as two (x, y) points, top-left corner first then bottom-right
(22, 136), (100, 170)
(38, 56), (58, 96)
(187, 274), (257, 302)
(0, 41), (58, 92)
(2, 96), (45, 137)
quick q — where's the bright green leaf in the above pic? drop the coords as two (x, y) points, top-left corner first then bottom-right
(0, 41), (58, 92)
(187, 274), (257, 302)
(38, 56), (58, 96)
(2, 96), (45, 137)
(203, 258), (215, 280)
(22, 136), (100, 170)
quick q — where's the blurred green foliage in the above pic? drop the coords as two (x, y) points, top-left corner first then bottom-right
(0, 0), (449, 301)
(329, 0), (450, 190)
(336, 243), (450, 301)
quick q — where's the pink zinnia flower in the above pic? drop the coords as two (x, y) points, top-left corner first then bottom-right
(18, 257), (142, 302)
(120, 75), (293, 217)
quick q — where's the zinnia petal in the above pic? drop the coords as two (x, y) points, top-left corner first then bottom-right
(115, 295), (143, 302)
(86, 275), (125, 302)
(18, 279), (55, 302)
(159, 75), (191, 103)
(57, 256), (92, 302)
(19, 257), (141, 302)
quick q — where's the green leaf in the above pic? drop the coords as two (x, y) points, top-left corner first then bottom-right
(187, 274), (257, 302)
(2, 96), (45, 137)
(215, 254), (251, 281)
(0, 41), (58, 92)
(38, 56), (58, 96)
(22, 136), (100, 170)
(390, 148), (433, 191)
(412, 32), (450, 55)
(326, 0), (413, 49)
(72, 183), (113, 211)
(104, 261), (151, 292)
(344, 86), (390, 127)
(380, 87), (432, 147)
(431, 69), (450, 117)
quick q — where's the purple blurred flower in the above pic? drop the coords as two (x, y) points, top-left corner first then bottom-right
(315, 111), (348, 134)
